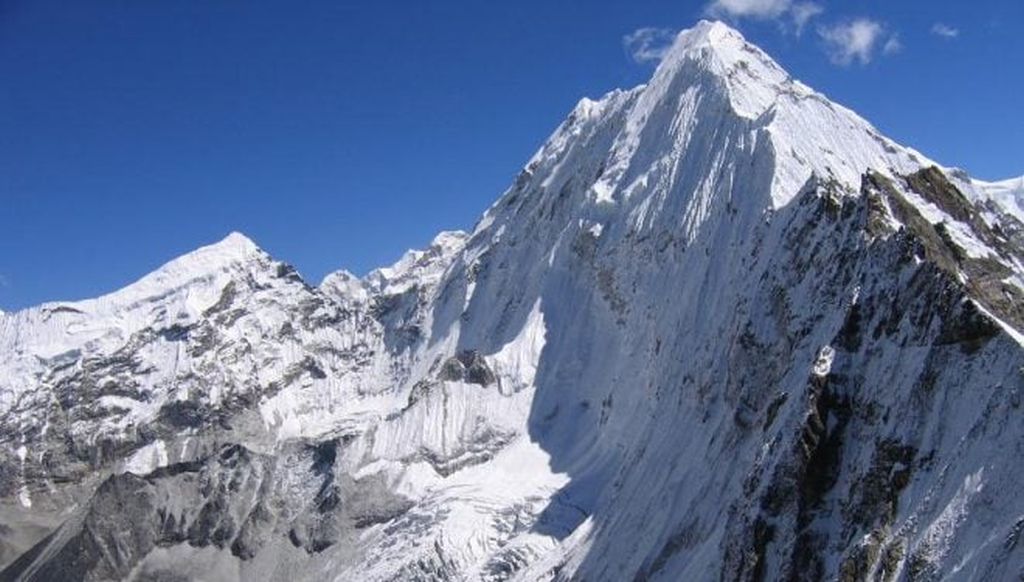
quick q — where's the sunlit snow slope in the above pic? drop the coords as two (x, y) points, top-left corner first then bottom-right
(3, 21), (1024, 582)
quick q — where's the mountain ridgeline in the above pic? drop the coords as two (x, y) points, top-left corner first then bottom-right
(3, 21), (1024, 582)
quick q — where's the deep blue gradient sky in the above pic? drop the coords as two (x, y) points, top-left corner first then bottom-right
(2, 0), (1022, 310)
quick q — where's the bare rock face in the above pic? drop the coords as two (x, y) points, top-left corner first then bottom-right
(439, 351), (496, 386)
(1, 441), (414, 582)
(3, 20), (1024, 582)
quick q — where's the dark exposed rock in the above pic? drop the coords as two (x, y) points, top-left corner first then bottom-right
(275, 262), (305, 284)
(157, 324), (191, 342)
(872, 168), (1024, 333)
(371, 287), (424, 353)
(844, 439), (916, 532)
(786, 375), (853, 582)
(203, 282), (238, 318)
(838, 530), (883, 582)
(158, 399), (213, 430)
(762, 391), (788, 431)
(1, 440), (416, 579)
(935, 299), (1001, 352)
(905, 166), (977, 225)
(1, 472), (161, 582)
(437, 350), (496, 386)
(713, 172), (1020, 582)
(41, 305), (85, 319)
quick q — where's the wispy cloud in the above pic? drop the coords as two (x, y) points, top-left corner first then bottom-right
(818, 19), (899, 65)
(707, 0), (792, 19)
(883, 35), (902, 55)
(791, 2), (824, 35)
(705, 0), (824, 34)
(623, 27), (677, 64)
(931, 22), (960, 39)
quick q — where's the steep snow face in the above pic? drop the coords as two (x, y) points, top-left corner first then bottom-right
(971, 175), (1024, 220)
(439, 23), (1024, 576)
(583, 21), (929, 211)
(3, 20), (1024, 582)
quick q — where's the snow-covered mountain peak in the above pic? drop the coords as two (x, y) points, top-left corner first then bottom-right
(663, 19), (749, 61)
(572, 20), (931, 210)
(72, 230), (269, 312)
(651, 20), (798, 119)
(0, 230), (287, 373)
(210, 230), (260, 254)
(158, 230), (262, 275)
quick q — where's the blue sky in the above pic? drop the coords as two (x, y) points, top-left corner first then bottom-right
(2, 0), (1022, 311)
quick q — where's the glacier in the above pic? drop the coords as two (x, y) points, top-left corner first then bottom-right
(2, 20), (1024, 581)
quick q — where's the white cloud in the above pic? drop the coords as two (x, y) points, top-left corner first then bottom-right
(883, 35), (902, 55)
(931, 22), (960, 39)
(623, 27), (677, 64)
(707, 0), (792, 19)
(791, 2), (824, 34)
(818, 19), (899, 65)
(706, 0), (823, 34)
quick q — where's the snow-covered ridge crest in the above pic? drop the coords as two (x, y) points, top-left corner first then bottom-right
(584, 20), (931, 209)
(5, 231), (263, 319)
(83, 230), (263, 307)
(0, 231), (275, 393)
(316, 232), (469, 310)
(344, 230), (467, 297)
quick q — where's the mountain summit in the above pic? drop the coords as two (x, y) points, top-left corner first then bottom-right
(3, 21), (1024, 582)
(588, 20), (928, 212)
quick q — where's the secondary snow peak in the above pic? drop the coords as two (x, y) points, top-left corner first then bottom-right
(125, 230), (264, 284)
(216, 230), (260, 253)
(60, 230), (271, 319)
